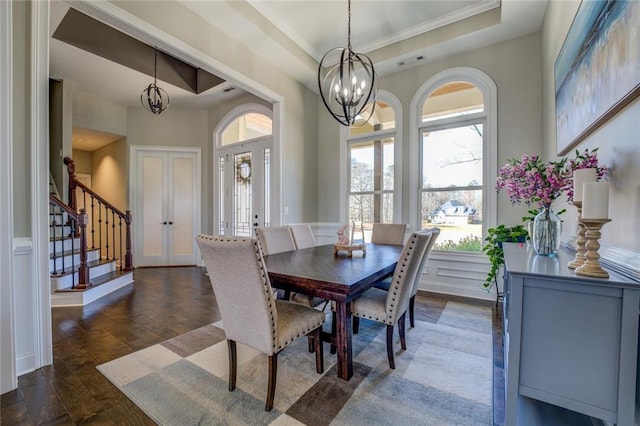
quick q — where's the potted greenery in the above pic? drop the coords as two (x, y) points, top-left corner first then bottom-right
(482, 224), (528, 291)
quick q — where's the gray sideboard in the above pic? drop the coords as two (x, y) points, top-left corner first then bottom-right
(503, 243), (640, 425)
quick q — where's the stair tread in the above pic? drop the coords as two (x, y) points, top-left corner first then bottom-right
(54, 270), (133, 293)
(50, 258), (117, 277)
(49, 247), (100, 259)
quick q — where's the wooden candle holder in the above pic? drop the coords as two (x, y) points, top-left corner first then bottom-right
(574, 218), (611, 279)
(567, 201), (587, 269)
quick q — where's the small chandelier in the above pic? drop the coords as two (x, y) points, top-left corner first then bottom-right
(318, 0), (377, 126)
(141, 47), (169, 114)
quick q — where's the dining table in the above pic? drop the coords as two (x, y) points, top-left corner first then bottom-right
(263, 242), (403, 380)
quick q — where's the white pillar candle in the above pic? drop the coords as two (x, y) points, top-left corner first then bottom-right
(582, 181), (609, 219)
(573, 168), (597, 202)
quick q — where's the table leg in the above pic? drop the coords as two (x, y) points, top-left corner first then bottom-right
(335, 301), (353, 380)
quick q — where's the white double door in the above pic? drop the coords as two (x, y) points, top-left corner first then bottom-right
(133, 147), (201, 266)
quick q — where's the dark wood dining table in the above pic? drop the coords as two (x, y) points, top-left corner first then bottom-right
(263, 243), (403, 380)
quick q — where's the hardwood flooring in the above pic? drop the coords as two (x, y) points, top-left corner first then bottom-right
(1, 267), (504, 425)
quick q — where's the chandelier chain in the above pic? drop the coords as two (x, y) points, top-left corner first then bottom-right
(347, 0), (352, 51)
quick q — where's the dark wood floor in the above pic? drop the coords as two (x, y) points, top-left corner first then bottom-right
(1, 267), (504, 425)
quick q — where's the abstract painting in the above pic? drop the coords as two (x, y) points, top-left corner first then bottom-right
(555, 0), (640, 155)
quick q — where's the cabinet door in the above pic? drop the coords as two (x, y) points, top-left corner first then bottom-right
(134, 149), (200, 266)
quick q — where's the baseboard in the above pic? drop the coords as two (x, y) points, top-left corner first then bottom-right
(16, 351), (35, 377)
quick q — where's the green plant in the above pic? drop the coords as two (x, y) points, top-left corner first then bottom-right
(482, 224), (528, 290)
(435, 234), (483, 252)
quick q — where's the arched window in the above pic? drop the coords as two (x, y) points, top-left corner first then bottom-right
(214, 104), (273, 237)
(410, 68), (497, 252)
(221, 112), (272, 146)
(342, 92), (402, 238)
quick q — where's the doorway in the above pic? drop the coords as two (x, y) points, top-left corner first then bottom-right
(131, 146), (201, 266)
(217, 138), (271, 236)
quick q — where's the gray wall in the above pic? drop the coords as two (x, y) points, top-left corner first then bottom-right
(114, 0), (319, 225)
(12, 1), (31, 237)
(542, 1), (640, 252)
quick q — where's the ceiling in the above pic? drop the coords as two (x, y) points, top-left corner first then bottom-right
(49, 0), (548, 150)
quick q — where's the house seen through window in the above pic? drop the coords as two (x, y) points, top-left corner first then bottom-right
(420, 82), (484, 252)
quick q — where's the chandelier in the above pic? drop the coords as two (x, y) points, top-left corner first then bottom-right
(318, 0), (377, 126)
(141, 47), (169, 114)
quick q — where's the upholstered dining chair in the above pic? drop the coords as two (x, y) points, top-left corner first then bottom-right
(370, 222), (407, 245)
(289, 224), (317, 249)
(254, 226), (296, 255)
(367, 227), (440, 330)
(195, 235), (325, 412)
(337, 230), (433, 369)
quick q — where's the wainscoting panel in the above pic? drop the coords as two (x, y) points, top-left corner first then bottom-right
(13, 238), (37, 376)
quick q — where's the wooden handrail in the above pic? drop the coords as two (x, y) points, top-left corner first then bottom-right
(64, 156), (133, 272)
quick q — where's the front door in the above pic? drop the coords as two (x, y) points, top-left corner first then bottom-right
(217, 138), (270, 237)
(133, 147), (201, 266)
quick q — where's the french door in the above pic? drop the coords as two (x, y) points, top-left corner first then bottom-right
(132, 147), (201, 266)
(217, 138), (271, 237)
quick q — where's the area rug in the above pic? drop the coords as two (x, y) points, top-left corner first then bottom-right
(97, 301), (493, 425)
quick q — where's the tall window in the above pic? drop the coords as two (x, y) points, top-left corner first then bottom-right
(413, 69), (497, 252)
(346, 96), (400, 238)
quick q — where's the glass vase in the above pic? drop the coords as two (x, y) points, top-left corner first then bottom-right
(532, 206), (561, 256)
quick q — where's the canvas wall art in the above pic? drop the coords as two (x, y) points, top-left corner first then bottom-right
(555, 0), (640, 155)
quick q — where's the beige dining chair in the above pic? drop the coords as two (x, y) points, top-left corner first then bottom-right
(289, 224), (317, 249)
(195, 235), (325, 412)
(366, 227), (440, 330)
(255, 226), (296, 255)
(338, 230), (432, 369)
(287, 224), (327, 311)
(370, 223), (407, 245)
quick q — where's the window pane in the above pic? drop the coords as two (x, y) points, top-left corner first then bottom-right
(222, 113), (272, 146)
(421, 189), (483, 252)
(383, 139), (394, 190)
(218, 157), (225, 235)
(234, 152), (252, 237)
(350, 142), (374, 192)
(349, 194), (374, 230)
(422, 82), (483, 122)
(382, 193), (393, 223)
(350, 101), (395, 135)
(264, 148), (271, 228)
(422, 124), (483, 188)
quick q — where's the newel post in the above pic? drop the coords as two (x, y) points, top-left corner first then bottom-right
(76, 209), (90, 289)
(64, 156), (77, 212)
(124, 210), (133, 271)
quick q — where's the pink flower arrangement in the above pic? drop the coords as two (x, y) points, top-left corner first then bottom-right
(496, 154), (570, 209)
(496, 149), (607, 207)
(565, 148), (607, 202)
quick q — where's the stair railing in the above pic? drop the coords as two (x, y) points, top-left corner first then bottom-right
(64, 156), (133, 273)
(49, 194), (89, 289)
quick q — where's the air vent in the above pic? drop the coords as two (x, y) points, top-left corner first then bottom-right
(397, 54), (426, 68)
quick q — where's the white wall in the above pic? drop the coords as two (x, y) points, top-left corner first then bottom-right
(542, 1), (640, 259)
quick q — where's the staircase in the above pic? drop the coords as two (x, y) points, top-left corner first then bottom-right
(49, 159), (134, 307)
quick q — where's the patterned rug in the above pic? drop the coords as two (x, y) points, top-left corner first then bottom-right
(97, 301), (493, 425)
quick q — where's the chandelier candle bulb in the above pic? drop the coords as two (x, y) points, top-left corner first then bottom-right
(573, 168), (597, 202)
(582, 181), (609, 219)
